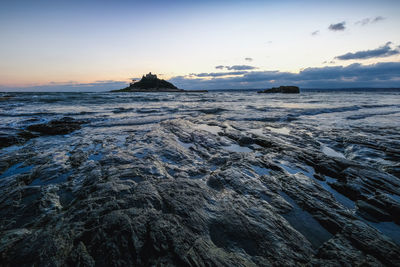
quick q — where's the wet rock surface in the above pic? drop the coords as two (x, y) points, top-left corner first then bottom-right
(0, 117), (84, 148)
(0, 129), (37, 149)
(27, 117), (85, 135)
(0, 91), (400, 266)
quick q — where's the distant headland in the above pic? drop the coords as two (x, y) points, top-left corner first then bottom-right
(111, 73), (207, 93)
(258, 86), (300, 94)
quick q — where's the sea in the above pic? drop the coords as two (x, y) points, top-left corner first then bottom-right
(2, 89), (400, 129)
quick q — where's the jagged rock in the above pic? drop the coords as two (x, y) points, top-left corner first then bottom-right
(207, 175), (225, 191)
(0, 130), (37, 149)
(356, 200), (392, 222)
(0, 133), (19, 149)
(0, 117), (84, 151)
(27, 117), (85, 135)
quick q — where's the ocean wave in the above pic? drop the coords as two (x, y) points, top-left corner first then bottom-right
(346, 111), (400, 120)
(198, 108), (227, 114)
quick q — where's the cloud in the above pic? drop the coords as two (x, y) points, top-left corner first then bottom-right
(214, 65), (257, 71)
(328, 22), (346, 31)
(356, 16), (385, 26)
(356, 18), (370, 26)
(311, 30), (320, 36)
(373, 16), (385, 23)
(190, 71), (248, 77)
(0, 80), (128, 92)
(169, 62), (400, 90)
(225, 65), (257, 70)
(335, 42), (399, 60)
(244, 57), (253, 62)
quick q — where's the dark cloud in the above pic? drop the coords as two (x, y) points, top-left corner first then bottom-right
(328, 22), (346, 31)
(169, 62), (400, 90)
(244, 57), (253, 62)
(190, 71), (248, 77)
(336, 42), (399, 60)
(214, 65), (256, 71)
(311, 30), (319, 36)
(373, 16), (385, 23)
(356, 16), (385, 26)
(225, 65), (256, 70)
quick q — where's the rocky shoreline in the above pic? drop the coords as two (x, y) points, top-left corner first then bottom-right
(0, 91), (400, 266)
(1, 114), (399, 266)
(0, 117), (86, 149)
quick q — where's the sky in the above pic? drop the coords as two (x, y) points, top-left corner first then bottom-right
(0, 0), (400, 91)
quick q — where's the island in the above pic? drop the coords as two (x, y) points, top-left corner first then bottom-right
(258, 86), (300, 94)
(111, 72), (207, 93)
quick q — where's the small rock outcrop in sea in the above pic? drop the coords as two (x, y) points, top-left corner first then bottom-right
(0, 117), (84, 148)
(0, 95), (13, 101)
(258, 85), (300, 94)
(27, 117), (85, 135)
(112, 72), (207, 93)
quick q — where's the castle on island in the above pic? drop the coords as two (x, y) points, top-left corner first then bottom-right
(129, 72), (157, 86)
(112, 72), (207, 93)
